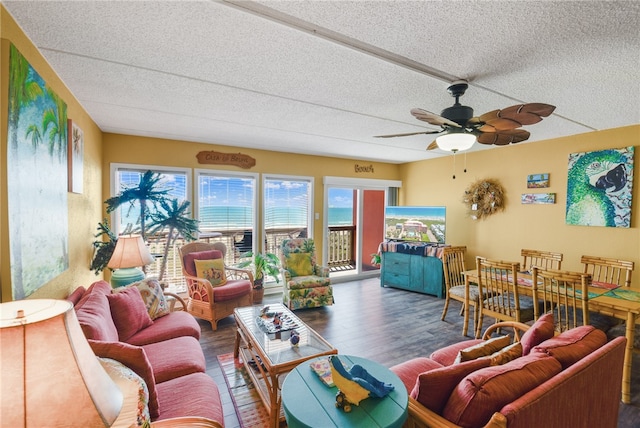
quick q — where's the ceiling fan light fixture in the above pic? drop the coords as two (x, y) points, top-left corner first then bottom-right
(436, 132), (476, 152)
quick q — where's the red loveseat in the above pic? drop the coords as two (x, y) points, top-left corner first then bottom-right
(390, 316), (626, 428)
(68, 280), (224, 427)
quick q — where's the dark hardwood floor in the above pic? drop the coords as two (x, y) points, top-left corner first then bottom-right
(198, 277), (640, 428)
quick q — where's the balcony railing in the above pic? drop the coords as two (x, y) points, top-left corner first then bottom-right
(144, 226), (356, 291)
(327, 226), (356, 271)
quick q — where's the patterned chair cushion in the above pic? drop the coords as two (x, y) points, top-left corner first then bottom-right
(287, 275), (332, 290)
(285, 285), (334, 310)
(286, 252), (314, 276)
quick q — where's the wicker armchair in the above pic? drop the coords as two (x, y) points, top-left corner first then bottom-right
(179, 242), (253, 330)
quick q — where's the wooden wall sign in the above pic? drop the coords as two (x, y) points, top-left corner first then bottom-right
(196, 150), (256, 169)
(354, 163), (374, 173)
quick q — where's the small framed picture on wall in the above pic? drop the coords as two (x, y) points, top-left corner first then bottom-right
(527, 173), (549, 188)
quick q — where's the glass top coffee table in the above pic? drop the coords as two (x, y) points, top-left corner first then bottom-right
(233, 303), (337, 428)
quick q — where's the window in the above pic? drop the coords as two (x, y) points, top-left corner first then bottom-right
(263, 176), (313, 256)
(110, 164), (190, 236)
(195, 169), (258, 263)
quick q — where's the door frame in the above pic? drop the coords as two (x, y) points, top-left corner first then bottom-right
(322, 176), (402, 282)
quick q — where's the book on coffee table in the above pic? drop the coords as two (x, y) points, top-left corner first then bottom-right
(309, 358), (335, 387)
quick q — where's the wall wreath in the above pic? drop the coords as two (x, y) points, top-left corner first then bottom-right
(463, 179), (505, 220)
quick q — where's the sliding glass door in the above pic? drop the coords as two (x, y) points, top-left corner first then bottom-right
(324, 177), (401, 281)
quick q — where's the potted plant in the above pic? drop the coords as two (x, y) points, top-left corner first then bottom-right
(90, 219), (118, 275)
(237, 251), (281, 304)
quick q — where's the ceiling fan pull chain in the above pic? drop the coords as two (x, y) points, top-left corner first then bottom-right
(464, 152), (468, 174)
(452, 151), (457, 179)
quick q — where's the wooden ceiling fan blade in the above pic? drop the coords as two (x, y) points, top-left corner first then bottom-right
(498, 103), (556, 125)
(411, 108), (461, 128)
(474, 109), (501, 124)
(474, 103), (556, 128)
(374, 130), (440, 138)
(479, 117), (522, 131)
(426, 141), (439, 151)
(477, 129), (530, 145)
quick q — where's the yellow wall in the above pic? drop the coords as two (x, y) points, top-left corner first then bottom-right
(102, 133), (401, 263)
(400, 125), (640, 287)
(1, 6), (104, 301)
(2, 3), (639, 301)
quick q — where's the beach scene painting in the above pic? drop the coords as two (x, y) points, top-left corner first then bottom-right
(7, 44), (69, 299)
(527, 173), (550, 188)
(521, 193), (556, 204)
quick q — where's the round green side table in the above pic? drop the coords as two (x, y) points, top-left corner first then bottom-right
(282, 355), (408, 428)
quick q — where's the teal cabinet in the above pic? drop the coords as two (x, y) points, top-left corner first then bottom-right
(380, 251), (444, 298)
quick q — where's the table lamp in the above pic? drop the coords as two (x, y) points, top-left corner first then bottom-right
(0, 299), (123, 426)
(108, 234), (154, 287)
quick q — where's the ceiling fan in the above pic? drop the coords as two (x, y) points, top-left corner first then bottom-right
(375, 80), (556, 153)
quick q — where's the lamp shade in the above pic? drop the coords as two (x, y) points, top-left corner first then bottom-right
(0, 299), (123, 426)
(436, 132), (476, 152)
(108, 235), (154, 269)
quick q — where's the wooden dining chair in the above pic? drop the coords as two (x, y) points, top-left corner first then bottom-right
(475, 257), (536, 339)
(521, 249), (563, 272)
(581, 255), (634, 288)
(440, 246), (487, 336)
(581, 255), (635, 334)
(531, 267), (591, 333)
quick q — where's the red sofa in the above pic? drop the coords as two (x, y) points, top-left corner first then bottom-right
(390, 316), (626, 428)
(68, 280), (224, 427)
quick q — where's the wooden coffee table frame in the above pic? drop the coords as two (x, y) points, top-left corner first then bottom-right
(233, 304), (337, 428)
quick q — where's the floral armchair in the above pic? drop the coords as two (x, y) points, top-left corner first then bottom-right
(280, 238), (334, 310)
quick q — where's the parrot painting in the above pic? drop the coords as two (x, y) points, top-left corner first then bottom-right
(329, 355), (395, 412)
(566, 148), (633, 227)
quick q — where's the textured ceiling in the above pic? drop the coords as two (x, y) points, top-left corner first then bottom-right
(4, 1), (639, 163)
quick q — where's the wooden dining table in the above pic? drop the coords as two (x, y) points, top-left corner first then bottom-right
(462, 268), (640, 404)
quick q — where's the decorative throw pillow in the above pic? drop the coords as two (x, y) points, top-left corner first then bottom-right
(98, 357), (151, 426)
(106, 286), (154, 342)
(481, 341), (523, 366)
(183, 249), (223, 276)
(194, 258), (227, 286)
(520, 313), (555, 355)
(89, 340), (159, 419)
(74, 290), (120, 342)
(411, 358), (492, 414)
(454, 335), (512, 364)
(287, 252), (314, 276)
(442, 354), (562, 427)
(131, 278), (170, 319)
(531, 325), (606, 369)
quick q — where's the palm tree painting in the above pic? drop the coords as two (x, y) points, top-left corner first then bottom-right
(7, 44), (69, 299)
(68, 119), (83, 193)
(566, 146), (634, 228)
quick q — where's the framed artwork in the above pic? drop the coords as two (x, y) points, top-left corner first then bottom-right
(527, 173), (549, 188)
(68, 119), (84, 193)
(522, 193), (556, 204)
(566, 146), (634, 228)
(7, 44), (69, 299)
